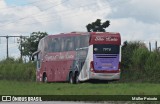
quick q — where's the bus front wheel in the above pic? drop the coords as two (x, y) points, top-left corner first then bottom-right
(43, 73), (48, 83)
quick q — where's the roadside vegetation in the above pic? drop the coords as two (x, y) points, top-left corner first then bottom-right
(0, 41), (160, 96)
(0, 41), (160, 83)
(0, 57), (35, 81)
(121, 41), (160, 83)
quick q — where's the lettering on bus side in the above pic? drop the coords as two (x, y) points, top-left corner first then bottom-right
(44, 52), (74, 61)
(95, 36), (118, 42)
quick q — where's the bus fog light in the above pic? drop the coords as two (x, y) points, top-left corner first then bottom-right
(90, 68), (93, 71)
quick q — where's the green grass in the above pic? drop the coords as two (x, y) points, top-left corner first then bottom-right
(0, 80), (160, 95)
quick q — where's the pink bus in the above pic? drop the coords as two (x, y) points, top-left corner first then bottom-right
(32, 32), (121, 83)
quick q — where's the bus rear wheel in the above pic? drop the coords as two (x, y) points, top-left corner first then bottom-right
(43, 74), (48, 83)
(69, 73), (74, 84)
(75, 72), (79, 84)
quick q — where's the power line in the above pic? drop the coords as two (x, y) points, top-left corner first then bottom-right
(0, 0), (42, 10)
(12, 2), (98, 24)
(0, 0), (102, 28)
(0, 0), (68, 28)
(0, 1), (109, 28)
(0, 0), (127, 32)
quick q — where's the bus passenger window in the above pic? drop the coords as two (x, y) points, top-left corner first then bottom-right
(64, 38), (74, 51)
(50, 38), (61, 52)
(47, 38), (53, 52)
(51, 41), (56, 52)
(61, 38), (65, 52)
(68, 40), (74, 51)
(48, 38), (53, 52)
(54, 38), (59, 52)
(80, 35), (89, 48)
(75, 36), (80, 49)
(37, 54), (41, 69)
(44, 38), (49, 52)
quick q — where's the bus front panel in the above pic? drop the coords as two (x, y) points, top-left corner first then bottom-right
(93, 44), (120, 72)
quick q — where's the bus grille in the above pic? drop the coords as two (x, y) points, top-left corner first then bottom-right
(95, 55), (117, 59)
(93, 54), (119, 70)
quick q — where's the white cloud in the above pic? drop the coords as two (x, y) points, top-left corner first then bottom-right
(0, 0), (112, 34)
(0, 0), (160, 59)
(0, 0), (7, 9)
(109, 17), (160, 42)
(108, 0), (160, 23)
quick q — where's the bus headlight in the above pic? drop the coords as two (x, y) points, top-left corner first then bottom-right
(94, 48), (98, 51)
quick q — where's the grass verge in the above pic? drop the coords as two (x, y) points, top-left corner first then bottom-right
(0, 80), (160, 95)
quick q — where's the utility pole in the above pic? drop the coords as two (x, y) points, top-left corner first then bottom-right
(6, 36), (9, 58)
(20, 36), (22, 59)
(149, 42), (151, 52)
(0, 35), (28, 59)
(155, 41), (157, 51)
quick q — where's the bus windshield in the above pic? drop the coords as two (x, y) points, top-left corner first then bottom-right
(93, 44), (120, 71)
(93, 44), (120, 54)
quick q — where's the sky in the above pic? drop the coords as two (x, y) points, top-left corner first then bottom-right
(0, 0), (160, 59)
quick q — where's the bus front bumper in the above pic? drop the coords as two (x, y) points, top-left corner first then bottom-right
(89, 72), (120, 80)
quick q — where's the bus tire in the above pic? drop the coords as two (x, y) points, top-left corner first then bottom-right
(69, 73), (74, 84)
(43, 73), (48, 83)
(75, 72), (79, 84)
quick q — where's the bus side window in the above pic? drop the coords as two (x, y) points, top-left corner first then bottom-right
(44, 37), (49, 52)
(65, 37), (74, 51)
(61, 38), (65, 52)
(38, 40), (42, 51)
(50, 38), (61, 52)
(52, 40), (57, 52)
(47, 38), (53, 52)
(37, 54), (41, 69)
(75, 36), (80, 50)
(80, 35), (89, 48)
(54, 38), (58, 52)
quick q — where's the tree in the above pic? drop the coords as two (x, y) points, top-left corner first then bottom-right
(18, 31), (48, 61)
(86, 19), (110, 32)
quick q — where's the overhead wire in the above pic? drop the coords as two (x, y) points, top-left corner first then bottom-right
(0, 0), (42, 10)
(0, 0), (130, 33)
(0, 0), (68, 28)
(1, 0), (91, 24)
(0, 0), (159, 57)
(14, 1), (99, 25)
(0, 0), (113, 28)
(28, 0), (122, 26)
(0, 0), (120, 56)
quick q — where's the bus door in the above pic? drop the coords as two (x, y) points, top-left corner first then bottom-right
(32, 50), (42, 81)
(75, 47), (88, 80)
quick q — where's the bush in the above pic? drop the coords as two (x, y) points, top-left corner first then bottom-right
(131, 48), (149, 71)
(121, 41), (160, 83)
(121, 41), (146, 69)
(144, 52), (160, 82)
(0, 57), (36, 81)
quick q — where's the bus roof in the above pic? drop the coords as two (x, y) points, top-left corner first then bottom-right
(47, 32), (88, 38)
(44, 32), (121, 45)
